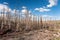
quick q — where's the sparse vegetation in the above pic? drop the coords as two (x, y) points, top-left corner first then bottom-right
(0, 8), (60, 40)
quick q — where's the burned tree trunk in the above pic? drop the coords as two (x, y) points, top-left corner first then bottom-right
(14, 9), (20, 31)
(40, 16), (43, 29)
(6, 8), (11, 29)
(14, 9), (17, 31)
(1, 8), (5, 30)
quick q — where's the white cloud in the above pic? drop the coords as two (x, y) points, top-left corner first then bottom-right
(0, 4), (8, 11)
(3, 2), (8, 4)
(42, 15), (53, 18)
(21, 7), (31, 14)
(35, 0), (58, 12)
(47, 0), (58, 7)
(0, 3), (13, 18)
(35, 7), (50, 12)
(0, 4), (11, 13)
(41, 15), (60, 21)
(21, 9), (28, 15)
(29, 11), (31, 13)
(22, 6), (26, 9)
(21, 9), (27, 13)
(35, 8), (39, 10)
(12, 9), (16, 13)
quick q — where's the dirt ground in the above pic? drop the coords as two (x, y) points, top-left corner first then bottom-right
(0, 29), (60, 40)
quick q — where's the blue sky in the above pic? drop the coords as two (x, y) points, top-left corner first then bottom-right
(0, 0), (60, 20)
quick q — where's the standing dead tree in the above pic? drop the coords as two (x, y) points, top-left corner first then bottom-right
(14, 9), (17, 31)
(14, 9), (20, 31)
(16, 10), (20, 31)
(24, 9), (30, 30)
(1, 8), (5, 30)
(40, 16), (43, 29)
(6, 8), (11, 29)
(37, 16), (39, 28)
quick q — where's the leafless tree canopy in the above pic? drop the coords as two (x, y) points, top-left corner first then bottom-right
(0, 8), (58, 36)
